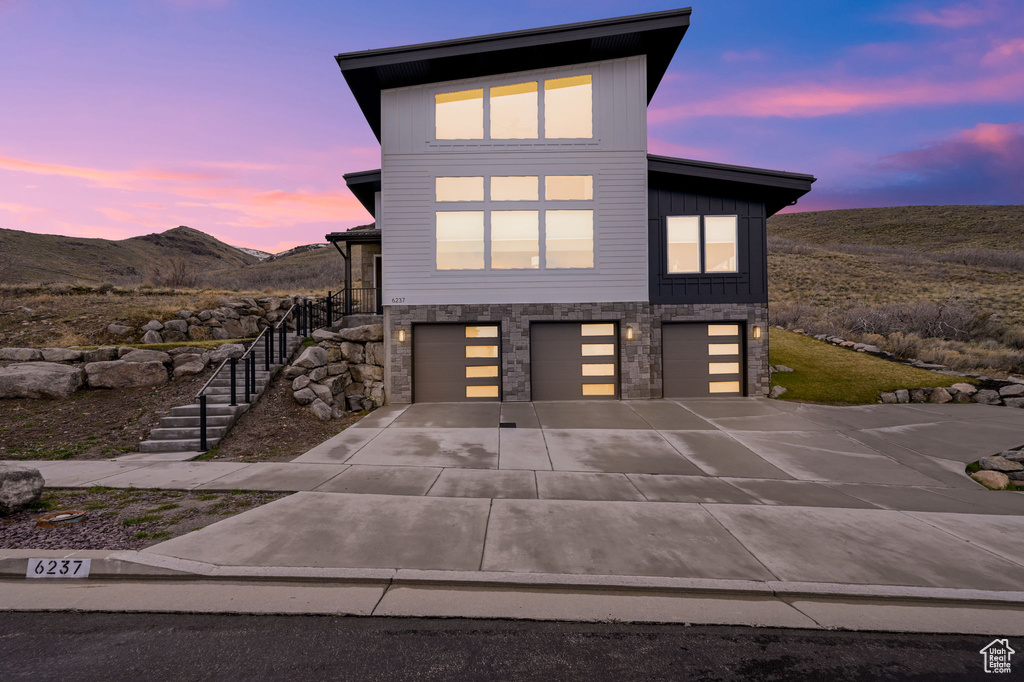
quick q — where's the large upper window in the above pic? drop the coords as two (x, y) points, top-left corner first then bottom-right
(434, 175), (594, 271)
(667, 216), (738, 274)
(435, 74), (593, 141)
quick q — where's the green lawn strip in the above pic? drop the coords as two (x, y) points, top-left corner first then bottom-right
(768, 328), (962, 405)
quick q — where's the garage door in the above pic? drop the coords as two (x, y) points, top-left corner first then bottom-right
(413, 324), (500, 402)
(663, 323), (745, 397)
(530, 322), (619, 400)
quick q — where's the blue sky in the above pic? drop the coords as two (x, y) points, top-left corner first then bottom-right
(0, 0), (1021, 251)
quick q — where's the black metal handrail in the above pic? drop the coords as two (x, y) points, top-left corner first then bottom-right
(195, 301), (300, 451)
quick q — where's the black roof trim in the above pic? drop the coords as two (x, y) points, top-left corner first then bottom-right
(325, 227), (381, 244)
(344, 169), (382, 216)
(335, 8), (691, 140)
(647, 154), (815, 216)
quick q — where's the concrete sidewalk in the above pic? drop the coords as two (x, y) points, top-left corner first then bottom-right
(4, 399), (1024, 632)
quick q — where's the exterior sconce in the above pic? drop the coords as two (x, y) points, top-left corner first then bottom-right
(398, 329), (406, 343)
(752, 326), (762, 340)
(626, 325), (635, 341)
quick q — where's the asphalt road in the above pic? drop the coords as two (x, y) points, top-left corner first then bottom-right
(0, 613), (999, 681)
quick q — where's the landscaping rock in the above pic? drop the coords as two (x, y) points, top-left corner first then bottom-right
(188, 325), (212, 341)
(293, 387), (316, 405)
(0, 463), (44, 515)
(292, 375), (311, 392)
(293, 346), (328, 369)
(368, 385), (385, 405)
(880, 392), (898, 404)
(365, 342), (384, 366)
(220, 319), (244, 338)
(0, 362), (85, 399)
(240, 316), (260, 337)
(163, 319), (188, 333)
(312, 329), (342, 343)
(350, 364), (384, 384)
(176, 309), (194, 320)
(346, 395), (365, 411)
(340, 341), (364, 364)
(40, 348), (83, 363)
(344, 381), (366, 398)
(83, 347), (118, 363)
(172, 354), (207, 377)
(338, 324), (384, 343)
(308, 366), (328, 382)
(282, 366), (306, 380)
(955, 391), (974, 403)
(972, 389), (1001, 405)
(0, 347), (43, 362)
(141, 320), (164, 332)
(121, 349), (171, 365)
(326, 348), (343, 363)
(910, 388), (931, 403)
(324, 374), (351, 395)
(929, 387), (952, 404)
(998, 450), (1024, 463)
(971, 470), (1009, 490)
(309, 398), (333, 421)
(951, 382), (977, 395)
(895, 389), (910, 404)
(1004, 397), (1024, 409)
(979, 455), (1024, 472)
(999, 384), (1024, 397)
(209, 344), (245, 363)
(106, 323), (132, 337)
(769, 385), (787, 398)
(310, 382), (333, 405)
(142, 330), (163, 344)
(85, 360), (167, 389)
(117, 347), (138, 358)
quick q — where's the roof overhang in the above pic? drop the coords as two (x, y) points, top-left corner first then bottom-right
(647, 155), (815, 217)
(325, 228), (381, 244)
(335, 8), (691, 140)
(344, 169), (382, 217)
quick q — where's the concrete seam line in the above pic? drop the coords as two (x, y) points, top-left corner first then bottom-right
(423, 467), (444, 496)
(539, 424), (556, 472)
(478, 498), (495, 571)
(369, 575), (394, 616)
(893, 508), (1024, 571)
(190, 462), (256, 489)
(623, 473), (650, 502)
(697, 502), (784, 582)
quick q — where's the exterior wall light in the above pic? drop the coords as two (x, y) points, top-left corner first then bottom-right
(752, 326), (762, 340)
(398, 329), (406, 343)
(626, 325), (635, 341)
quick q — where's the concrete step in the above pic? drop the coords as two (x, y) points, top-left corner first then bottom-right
(159, 415), (234, 428)
(148, 426), (229, 440)
(170, 404), (247, 417)
(138, 438), (220, 453)
(202, 395), (252, 405)
(204, 385), (267, 397)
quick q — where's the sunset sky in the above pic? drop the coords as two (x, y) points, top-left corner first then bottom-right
(1, 0), (1021, 252)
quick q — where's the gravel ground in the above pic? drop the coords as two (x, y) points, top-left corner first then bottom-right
(1, 488), (286, 550)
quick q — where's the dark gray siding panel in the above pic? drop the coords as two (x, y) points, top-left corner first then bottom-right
(647, 184), (768, 304)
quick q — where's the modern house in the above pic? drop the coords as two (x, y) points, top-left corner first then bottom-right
(327, 7), (814, 404)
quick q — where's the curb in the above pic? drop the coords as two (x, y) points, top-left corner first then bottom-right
(4, 549), (1024, 606)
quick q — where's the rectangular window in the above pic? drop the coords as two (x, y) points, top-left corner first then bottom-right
(466, 366), (499, 378)
(709, 381), (741, 394)
(466, 345), (499, 358)
(708, 324), (740, 337)
(667, 216), (700, 273)
(436, 176), (484, 202)
(491, 211), (539, 269)
(581, 323), (614, 336)
(708, 343), (740, 356)
(435, 89), (483, 140)
(545, 175), (593, 201)
(466, 385), (499, 398)
(705, 216), (738, 272)
(581, 343), (614, 356)
(465, 326), (499, 338)
(708, 362), (740, 375)
(491, 176), (538, 201)
(544, 75), (592, 139)
(489, 82), (538, 139)
(582, 363), (615, 376)
(545, 210), (593, 268)
(436, 211), (484, 270)
(582, 383), (615, 396)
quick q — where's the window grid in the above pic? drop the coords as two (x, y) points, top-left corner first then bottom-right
(666, 215), (739, 275)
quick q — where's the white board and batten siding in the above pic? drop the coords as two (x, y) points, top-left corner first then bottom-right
(380, 56), (649, 306)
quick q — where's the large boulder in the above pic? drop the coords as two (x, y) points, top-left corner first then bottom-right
(188, 325), (212, 341)
(973, 389), (1002, 405)
(971, 470), (1009, 490)
(350, 364), (384, 384)
(293, 346), (328, 369)
(220, 319), (244, 338)
(85, 360), (168, 389)
(929, 386), (953, 404)
(293, 387), (317, 405)
(365, 342), (384, 366)
(40, 348), (83, 363)
(999, 384), (1024, 397)
(338, 324), (384, 343)
(979, 455), (1024, 473)
(209, 343), (246, 363)
(339, 341), (364, 364)
(951, 382), (977, 395)
(0, 347), (43, 362)
(310, 382), (334, 405)
(312, 329), (342, 343)
(106, 323), (132, 337)
(0, 463), (44, 515)
(141, 320), (164, 332)
(0, 362), (85, 399)
(121, 349), (171, 365)
(309, 398), (333, 421)
(162, 319), (188, 334)
(292, 375), (311, 392)
(172, 354), (207, 378)
(323, 374), (352, 396)
(83, 347), (118, 363)
(142, 330), (163, 344)
(240, 316), (261, 337)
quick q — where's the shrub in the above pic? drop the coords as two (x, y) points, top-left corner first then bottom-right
(149, 257), (202, 288)
(884, 332), (922, 359)
(769, 300), (819, 328)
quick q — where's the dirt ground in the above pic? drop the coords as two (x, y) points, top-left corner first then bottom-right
(204, 372), (363, 462)
(0, 367), (216, 460)
(0, 488), (287, 550)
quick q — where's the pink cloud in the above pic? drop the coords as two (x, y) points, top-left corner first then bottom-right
(647, 138), (720, 160)
(880, 121), (1024, 170)
(0, 201), (45, 215)
(649, 71), (1024, 121)
(0, 155), (216, 189)
(983, 38), (1024, 65)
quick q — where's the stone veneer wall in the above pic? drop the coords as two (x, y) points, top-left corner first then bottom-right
(384, 302), (768, 403)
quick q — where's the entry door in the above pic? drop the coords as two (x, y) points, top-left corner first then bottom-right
(412, 324), (500, 402)
(530, 322), (619, 400)
(662, 322), (745, 397)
